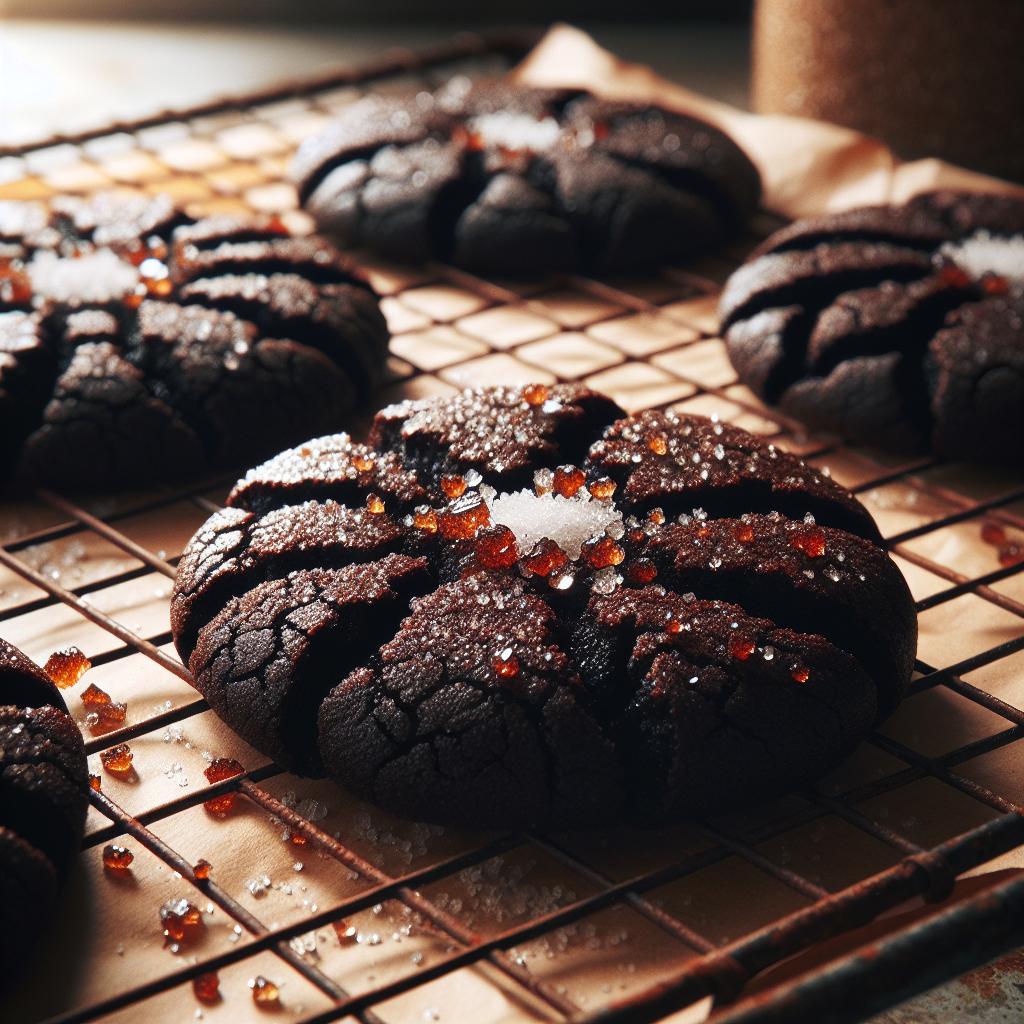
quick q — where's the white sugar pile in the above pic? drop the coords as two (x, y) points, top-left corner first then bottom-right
(486, 488), (621, 559)
(940, 230), (1024, 282)
(27, 249), (139, 304)
(468, 112), (561, 152)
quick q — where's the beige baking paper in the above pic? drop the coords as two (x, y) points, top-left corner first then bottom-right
(514, 24), (1024, 218)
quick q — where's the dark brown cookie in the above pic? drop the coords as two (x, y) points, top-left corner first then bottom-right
(172, 384), (916, 828)
(720, 190), (1024, 466)
(293, 79), (761, 275)
(0, 194), (389, 488)
(0, 637), (88, 981)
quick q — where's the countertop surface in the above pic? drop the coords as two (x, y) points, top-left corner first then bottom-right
(0, 20), (751, 147)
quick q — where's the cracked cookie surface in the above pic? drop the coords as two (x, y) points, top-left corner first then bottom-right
(173, 385), (915, 828)
(720, 190), (1024, 466)
(0, 638), (88, 980)
(293, 79), (761, 275)
(0, 193), (389, 487)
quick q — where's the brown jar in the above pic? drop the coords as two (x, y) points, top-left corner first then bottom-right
(752, 0), (1024, 183)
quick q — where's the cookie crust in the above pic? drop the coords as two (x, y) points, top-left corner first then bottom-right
(173, 385), (915, 829)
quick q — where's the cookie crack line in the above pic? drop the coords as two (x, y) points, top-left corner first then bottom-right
(173, 384), (916, 830)
(720, 190), (1024, 465)
(0, 193), (390, 487)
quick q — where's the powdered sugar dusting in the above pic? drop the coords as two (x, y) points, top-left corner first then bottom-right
(486, 488), (622, 559)
(940, 230), (1024, 282)
(468, 112), (561, 152)
(27, 249), (139, 304)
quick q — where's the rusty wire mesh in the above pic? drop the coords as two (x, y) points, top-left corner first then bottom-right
(2, 31), (1023, 1024)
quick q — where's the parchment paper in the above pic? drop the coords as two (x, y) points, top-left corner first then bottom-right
(514, 25), (1024, 219)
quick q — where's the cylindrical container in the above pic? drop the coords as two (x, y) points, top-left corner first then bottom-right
(752, 0), (1024, 183)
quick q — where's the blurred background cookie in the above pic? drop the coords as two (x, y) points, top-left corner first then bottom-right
(294, 79), (761, 275)
(0, 193), (389, 489)
(720, 190), (1024, 466)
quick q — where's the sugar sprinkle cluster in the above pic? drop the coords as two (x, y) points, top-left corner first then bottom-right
(940, 229), (1024, 282)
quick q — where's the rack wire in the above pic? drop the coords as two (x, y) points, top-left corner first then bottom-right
(2, 30), (1023, 1024)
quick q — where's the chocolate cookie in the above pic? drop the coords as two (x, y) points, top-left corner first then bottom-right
(0, 193), (389, 488)
(0, 638), (88, 980)
(720, 190), (1024, 465)
(172, 385), (915, 829)
(293, 79), (761, 275)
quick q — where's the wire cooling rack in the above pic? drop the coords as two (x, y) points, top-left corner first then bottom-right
(2, 31), (1024, 1024)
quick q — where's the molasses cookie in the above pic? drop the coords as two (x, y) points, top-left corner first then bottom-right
(293, 79), (761, 275)
(0, 193), (389, 488)
(720, 190), (1024, 465)
(0, 638), (88, 980)
(172, 385), (915, 829)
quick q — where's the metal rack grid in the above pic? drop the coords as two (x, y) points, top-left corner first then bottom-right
(1, 31), (1023, 1024)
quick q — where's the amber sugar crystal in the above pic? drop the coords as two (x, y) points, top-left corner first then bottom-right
(413, 506), (439, 533)
(203, 757), (244, 816)
(89, 773), (102, 791)
(625, 558), (658, 585)
(452, 124), (484, 151)
(193, 859), (212, 880)
(587, 476), (616, 500)
(102, 843), (134, 873)
(729, 638), (756, 661)
(204, 757), (243, 784)
(523, 383), (549, 406)
(81, 683), (127, 728)
(475, 525), (519, 569)
(981, 522), (1007, 546)
(647, 434), (669, 456)
(100, 743), (134, 776)
(0, 260), (32, 305)
(582, 536), (625, 569)
(440, 473), (467, 499)
(522, 538), (568, 578)
(365, 492), (385, 515)
(439, 492), (490, 540)
(352, 453), (375, 472)
(791, 526), (827, 558)
(160, 897), (204, 944)
(250, 976), (280, 1008)
(553, 465), (586, 498)
(193, 972), (221, 1005)
(999, 543), (1024, 567)
(81, 683), (110, 707)
(144, 275), (173, 298)
(938, 263), (971, 288)
(45, 646), (92, 688)
(492, 647), (521, 679)
(734, 522), (755, 544)
(96, 702), (127, 727)
(791, 665), (811, 684)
